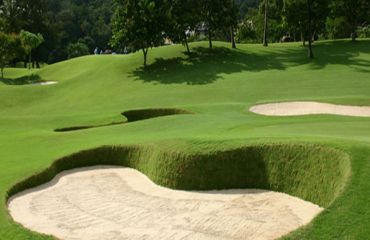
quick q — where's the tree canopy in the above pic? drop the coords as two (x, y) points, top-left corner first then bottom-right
(0, 32), (19, 78)
(20, 30), (44, 69)
(0, 0), (369, 67)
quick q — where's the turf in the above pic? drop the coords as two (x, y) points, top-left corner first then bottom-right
(0, 39), (370, 239)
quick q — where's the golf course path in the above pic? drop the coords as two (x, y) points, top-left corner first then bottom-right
(250, 101), (370, 117)
(8, 166), (323, 240)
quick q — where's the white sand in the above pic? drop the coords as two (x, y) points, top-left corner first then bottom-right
(8, 166), (323, 240)
(31, 81), (58, 86)
(250, 101), (370, 117)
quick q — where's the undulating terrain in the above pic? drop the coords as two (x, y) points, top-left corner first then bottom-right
(0, 40), (370, 239)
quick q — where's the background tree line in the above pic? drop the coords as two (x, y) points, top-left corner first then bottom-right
(0, 0), (113, 65)
(238, 0), (369, 44)
(0, 0), (369, 67)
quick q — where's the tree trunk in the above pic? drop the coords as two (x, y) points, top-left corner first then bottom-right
(231, 27), (236, 49)
(301, 31), (306, 46)
(36, 61), (40, 69)
(1, 67), (3, 80)
(208, 28), (213, 48)
(307, 0), (314, 59)
(185, 40), (190, 53)
(184, 34), (190, 53)
(142, 48), (148, 68)
(351, 23), (356, 42)
(28, 51), (32, 70)
(263, 0), (269, 47)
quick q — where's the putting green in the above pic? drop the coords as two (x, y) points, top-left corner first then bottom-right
(0, 40), (370, 240)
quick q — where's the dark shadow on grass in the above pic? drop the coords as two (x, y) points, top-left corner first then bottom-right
(55, 108), (193, 132)
(0, 74), (44, 85)
(131, 47), (305, 85)
(54, 121), (127, 132)
(308, 40), (370, 72)
(131, 41), (370, 85)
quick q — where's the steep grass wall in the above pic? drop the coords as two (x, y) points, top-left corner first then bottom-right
(7, 143), (350, 208)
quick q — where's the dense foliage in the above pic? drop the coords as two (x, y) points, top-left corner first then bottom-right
(0, 0), (113, 64)
(19, 30), (44, 69)
(0, 0), (369, 66)
(0, 32), (19, 78)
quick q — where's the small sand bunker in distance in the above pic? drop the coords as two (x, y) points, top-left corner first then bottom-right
(8, 166), (323, 240)
(250, 101), (370, 117)
(31, 81), (58, 86)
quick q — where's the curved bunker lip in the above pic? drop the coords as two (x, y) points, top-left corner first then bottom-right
(249, 101), (370, 117)
(54, 108), (193, 132)
(8, 166), (323, 240)
(6, 143), (350, 240)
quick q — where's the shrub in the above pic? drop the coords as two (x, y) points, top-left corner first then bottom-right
(67, 42), (90, 59)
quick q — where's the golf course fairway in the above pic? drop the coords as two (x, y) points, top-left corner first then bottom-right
(0, 40), (370, 239)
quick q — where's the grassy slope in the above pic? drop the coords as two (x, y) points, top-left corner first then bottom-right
(0, 40), (369, 239)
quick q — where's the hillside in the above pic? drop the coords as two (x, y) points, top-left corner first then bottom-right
(0, 40), (370, 239)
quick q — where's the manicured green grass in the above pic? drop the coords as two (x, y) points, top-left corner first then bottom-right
(0, 39), (369, 239)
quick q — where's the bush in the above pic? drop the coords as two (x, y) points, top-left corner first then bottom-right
(357, 25), (370, 39)
(325, 17), (349, 40)
(67, 42), (90, 59)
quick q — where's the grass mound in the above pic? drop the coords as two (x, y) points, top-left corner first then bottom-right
(7, 142), (350, 208)
(54, 108), (192, 132)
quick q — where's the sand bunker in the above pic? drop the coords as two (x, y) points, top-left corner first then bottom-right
(8, 166), (323, 240)
(31, 81), (58, 86)
(250, 101), (370, 117)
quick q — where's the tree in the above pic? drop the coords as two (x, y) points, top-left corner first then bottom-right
(200, 0), (238, 49)
(306, 0), (313, 58)
(200, 0), (223, 48)
(0, 0), (24, 33)
(111, 0), (170, 67)
(283, 0), (307, 45)
(20, 30), (44, 69)
(165, 0), (200, 53)
(283, 0), (328, 58)
(0, 32), (18, 79)
(330, 0), (366, 41)
(0, 16), (5, 31)
(224, 0), (239, 49)
(263, 0), (269, 46)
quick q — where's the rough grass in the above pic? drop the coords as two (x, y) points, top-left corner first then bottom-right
(7, 142), (350, 208)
